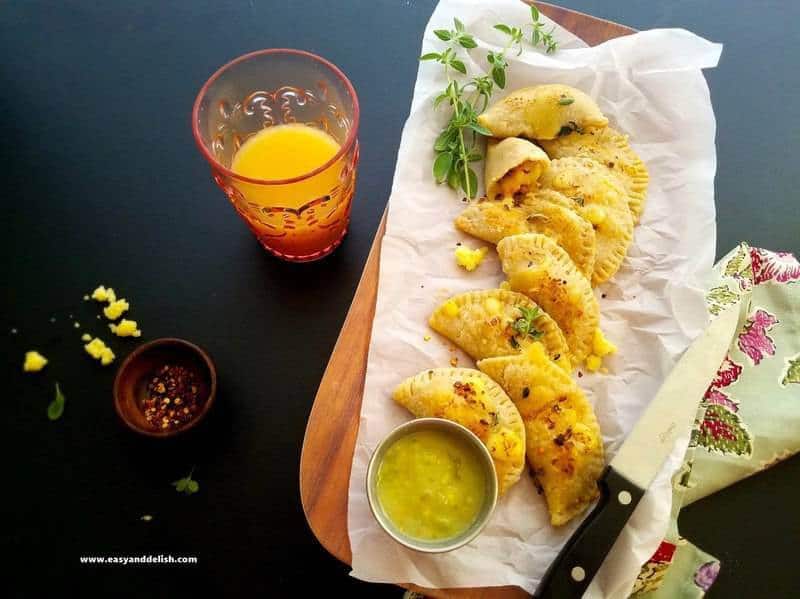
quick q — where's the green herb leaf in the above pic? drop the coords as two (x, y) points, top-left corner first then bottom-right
(494, 23), (512, 35)
(531, 5), (540, 21)
(454, 17), (465, 32)
(434, 127), (455, 151)
(420, 52), (440, 61)
(433, 151), (454, 182)
(447, 166), (460, 190)
(468, 122), (492, 137)
(458, 35), (477, 49)
(491, 65), (506, 89)
(47, 382), (66, 421)
(434, 29), (451, 41)
(172, 468), (199, 496)
(558, 96), (575, 106)
(450, 59), (467, 75)
(532, 28), (540, 45)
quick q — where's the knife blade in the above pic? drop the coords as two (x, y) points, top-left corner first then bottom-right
(533, 304), (742, 599)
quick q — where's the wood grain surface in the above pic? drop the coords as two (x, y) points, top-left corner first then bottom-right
(299, 3), (634, 597)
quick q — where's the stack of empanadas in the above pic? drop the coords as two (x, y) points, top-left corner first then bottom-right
(392, 84), (644, 526)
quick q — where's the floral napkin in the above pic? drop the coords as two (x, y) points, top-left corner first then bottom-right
(629, 243), (800, 597)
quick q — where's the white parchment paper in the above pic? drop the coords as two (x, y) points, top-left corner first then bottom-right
(347, 1), (722, 596)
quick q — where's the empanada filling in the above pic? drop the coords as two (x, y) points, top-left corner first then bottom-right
(496, 160), (544, 199)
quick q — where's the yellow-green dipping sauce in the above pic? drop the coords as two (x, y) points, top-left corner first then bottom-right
(376, 429), (488, 541)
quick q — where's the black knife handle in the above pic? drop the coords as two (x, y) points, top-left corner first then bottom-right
(533, 466), (645, 599)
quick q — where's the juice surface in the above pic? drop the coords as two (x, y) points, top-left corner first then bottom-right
(231, 123), (341, 181)
(376, 429), (487, 541)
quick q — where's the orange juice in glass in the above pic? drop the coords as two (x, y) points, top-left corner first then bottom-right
(192, 49), (360, 262)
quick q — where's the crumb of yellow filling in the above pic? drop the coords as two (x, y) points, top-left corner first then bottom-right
(497, 161), (542, 197)
(23, 351), (48, 372)
(81, 333), (92, 342)
(84, 337), (115, 365)
(110, 319), (141, 338)
(91, 285), (117, 303)
(499, 281), (511, 290)
(103, 299), (130, 321)
(455, 245), (489, 272)
(585, 329), (617, 372)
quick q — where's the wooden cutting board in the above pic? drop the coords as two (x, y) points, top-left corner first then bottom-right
(299, 3), (634, 597)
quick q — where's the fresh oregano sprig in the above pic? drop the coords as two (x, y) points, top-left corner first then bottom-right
(422, 18), (491, 198)
(530, 5), (558, 54)
(420, 11), (559, 197)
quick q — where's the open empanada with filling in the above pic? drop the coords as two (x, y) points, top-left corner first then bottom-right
(477, 343), (604, 525)
(485, 137), (550, 201)
(429, 289), (571, 370)
(497, 233), (599, 364)
(455, 189), (596, 279)
(539, 127), (649, 223)
(392, 368), (526, 494)
(537, 156), (634, 285)
(477, 84), (608, 141)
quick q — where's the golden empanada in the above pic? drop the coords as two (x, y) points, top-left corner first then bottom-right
(392, 368), (526, 494)
(477, 84), (608, 141)
(477, 344), (604, 525)
(429, 289), (571, 370)
(455, 190), (596, 279)
(497, 233), (599, 364)
(485, 137), (550, 200)
(538, 156), (634, 285)
(539, 127), (649, 222)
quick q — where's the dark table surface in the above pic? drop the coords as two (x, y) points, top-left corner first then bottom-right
(3, 1), (798, 597)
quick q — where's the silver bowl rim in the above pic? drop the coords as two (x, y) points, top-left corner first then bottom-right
(365, 417), (498, 553)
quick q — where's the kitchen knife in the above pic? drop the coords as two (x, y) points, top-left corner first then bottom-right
(533, 304), (742, 598)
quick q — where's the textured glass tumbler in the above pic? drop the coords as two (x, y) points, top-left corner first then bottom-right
(192, 49), (360, 262)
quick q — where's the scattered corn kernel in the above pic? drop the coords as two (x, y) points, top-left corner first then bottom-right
(593, 329), (617, 357)
(23, 351), (48, 372)
(103, 298), (130, 321)
(84, 337), (115, 366)
(81, 333), (92, 342)
(449, 356), (459, 367)
(109, 319), (142, 338)
(91, 285), (116, 303)
(455, 245), (489, 272)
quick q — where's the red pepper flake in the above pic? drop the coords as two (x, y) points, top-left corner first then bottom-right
(453, 381), (474, 398)
(143, 364), (202, 431)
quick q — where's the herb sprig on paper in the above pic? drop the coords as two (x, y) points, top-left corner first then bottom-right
(420, 8), (559, 198)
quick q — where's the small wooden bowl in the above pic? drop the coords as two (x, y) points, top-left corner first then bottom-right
(113, 338), (216, 438)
